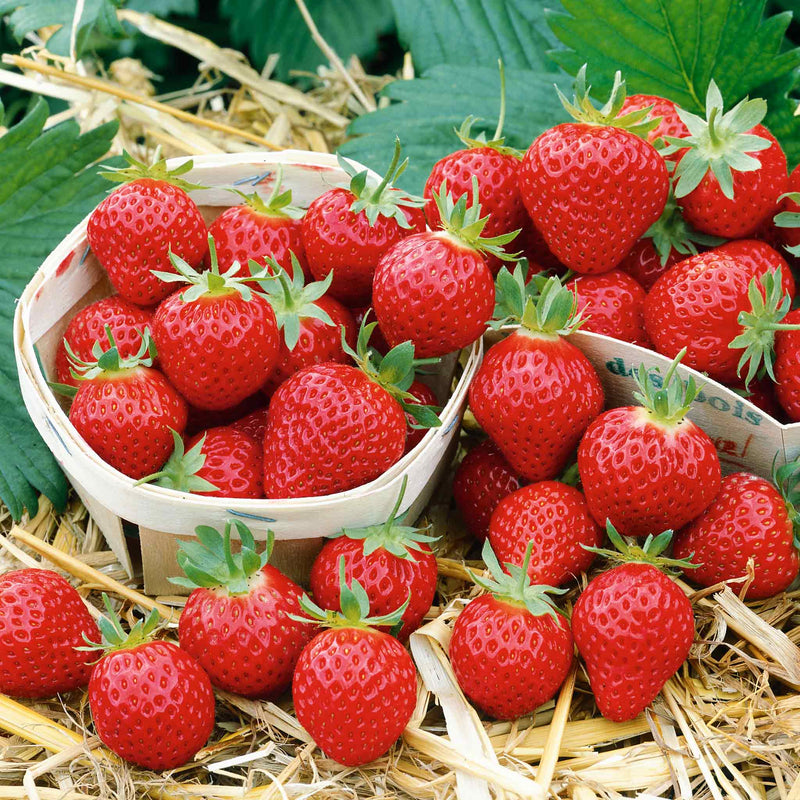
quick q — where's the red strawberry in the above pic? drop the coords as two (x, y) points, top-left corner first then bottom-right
(571, 524), (695, 722)
(87, 152), (207, 306)
(453, 439), (522, 541)
(673, 470), (800, 600)
(424, 110), (525, 275)
(310, 477), (438, 640)
(373, 178), (517, 358)
(140, 427), (263, 498)
(0, 569), (100, 698)
(519, 68), (669, 274)
(56, 296), (154, 387)
(449, 540), (573, 720)
(152, 236), (280, 411)
(175, 523), (315, 698)
(86, 597), (215, 771)
(774, 308), (800, 421)
(566, 269), (650, 348)
(488, 481), (603, 586)
(620, 93), (690, 150)
(617, 192), (724, 292)
(644, 249), (797, 385)
(469, 271), (604, 482)
(207, 166), (306, 277)
(669, 82), (788, 238)
(263, 321), (441, 498)
(292, 562), (417, 766)
(403, 379), (439, 454)
(302, 140), (427, 304)
(256, 256), (357, 397)
(231, 405), (270, 441)
(714, 239), (793, 279)
(67, 329), (187, 479)
(577, 355), (721, 538)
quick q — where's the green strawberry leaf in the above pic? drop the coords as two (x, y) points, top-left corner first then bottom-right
(220, 0), (395, 82)
(0, 98), (118, 519)
(546, 0), (800, 166)
(339, 65), (571, 194)
(0, 0), (126, 58)
(390, 0), (561, 73)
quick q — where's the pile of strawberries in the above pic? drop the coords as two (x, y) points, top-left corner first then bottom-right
(5, 65), (800, 772)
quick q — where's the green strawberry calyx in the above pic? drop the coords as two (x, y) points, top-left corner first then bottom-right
(491, 265), (586, 337)
(153, 234), (258, 302)
(100, 148), (206, 192)
(343, 313), (443, 429)
(135, 429), (220, 494)
(583, 520), (698, 574)
(170, 520), (275, 596)
(78, 593), (160, 656)
(730, 267), (800, 387)
(338, 137), (426, 229)
(227, 165), (304, 220)
(454, 61), (522, 158)
(289, 556), (410, 631)
(556, 64), (660, 137)
(643, 191), (725, 267)
(632, 349), (701, 427)
(773, 458), (800, 550)
(431, 175), (520, 260)
(329, 476), (439, 561)
(665, 80), (770, 201)
(774, 192), (800, 258)
(65, 325), (156, 381)
(252, 254), (335, 351)
(469, 539), (567, 621)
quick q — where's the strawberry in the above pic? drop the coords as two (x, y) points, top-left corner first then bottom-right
(262, 320), (441, 498)
(0, 569), (100, 698)
(714, 239), (793, 278)
(667, 81), (788, 238)
(571, 524), (695, 722)
(620, 93), (689, 150)
(565, 269), (650, 348)
(673, 469), (800, 600)
(577, 354), (721, 538)
(403, 379), (439, 454)
(151, 236), (280, 411)
(85, 597), (215, 771)
(644, 250), (797, 385)
(139, 427), (263, 498)
(87, 152), (207, 306)
(310, 477), (438, 640)
(291, 561), (417, 766)
(67, 329), (187, 479)
(174, 522), (315, 698)
(617, 192), (724, 292)
(373, 177), (517, 358)
(449, 540), (573, 720)
(207, 166), (306, 277)
(424, 82), (526, 277)
(302, 140), (427, 304)
(518, 68), (669, 274)
(453, 439), (522, 541)
(774, 308), (800, 421)
(256, 255), (357, 397)
(55, 296), (154, 388)
(469, 269), (604, 482)
(231, 405), (270, 441)
(488, 481), (603, 587)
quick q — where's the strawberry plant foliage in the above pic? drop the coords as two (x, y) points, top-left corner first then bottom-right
(547, 0), (800, 165)
(0, 98), (118, 519)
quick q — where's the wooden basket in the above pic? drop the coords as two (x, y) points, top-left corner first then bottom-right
(13, 151), (482, 595)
